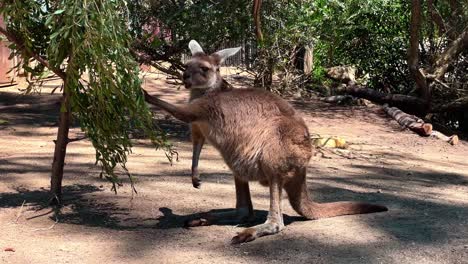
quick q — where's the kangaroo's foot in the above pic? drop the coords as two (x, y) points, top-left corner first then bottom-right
(231, 174), (284, 244)
(185, 207), (254, 227)
(231, 220), (285, 244)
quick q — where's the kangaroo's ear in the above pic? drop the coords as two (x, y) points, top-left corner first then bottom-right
(214, 47), (241, 65)
(189, 40), (204, 55)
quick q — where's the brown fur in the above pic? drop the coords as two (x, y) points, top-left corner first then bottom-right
(183, 51), (233, 188)
(143, 87), (387, 243)
(143, 40), (387, 243)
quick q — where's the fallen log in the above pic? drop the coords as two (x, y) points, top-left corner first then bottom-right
(320, 95), (354, 104)
(338, 83), (428, 114)
(383, 104), (432, 136)
(430, 131), (459, 145)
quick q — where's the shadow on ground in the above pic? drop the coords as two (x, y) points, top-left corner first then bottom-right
(0, 91), (61, 127)
(0, 164), (466, 245)
(1, 88), (468, 263)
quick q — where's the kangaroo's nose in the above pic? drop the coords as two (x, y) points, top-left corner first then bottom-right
(183, 72), (192, 89)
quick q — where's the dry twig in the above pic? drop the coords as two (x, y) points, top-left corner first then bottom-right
(15, 200), (26, 223)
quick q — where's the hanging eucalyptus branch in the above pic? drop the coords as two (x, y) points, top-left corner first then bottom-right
(0, 0), (175, 192)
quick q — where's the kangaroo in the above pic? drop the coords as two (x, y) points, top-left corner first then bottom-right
(183, 40), (240, 188)
(143, 44), (388, 244)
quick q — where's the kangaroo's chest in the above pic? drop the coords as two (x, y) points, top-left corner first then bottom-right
(192, 119), (264, 180)
(192, 121), (224, 147)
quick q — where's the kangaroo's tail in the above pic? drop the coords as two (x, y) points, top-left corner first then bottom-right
(284, 169), (387, 219)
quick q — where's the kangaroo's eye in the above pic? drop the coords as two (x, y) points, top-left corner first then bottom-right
(201, 66), (210, 72)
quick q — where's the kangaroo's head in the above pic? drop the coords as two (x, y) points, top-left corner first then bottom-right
(183, 40), (241, 91)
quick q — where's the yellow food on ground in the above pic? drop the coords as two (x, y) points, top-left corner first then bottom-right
(312, 136), (348, 149)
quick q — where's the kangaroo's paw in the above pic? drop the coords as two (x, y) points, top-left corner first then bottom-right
(231, 222), (284, 244)
(184, 213), (214, 227)
(184, 217), (212, 227)
(192, 176), (201, 189)
(191, 167), (201, 189)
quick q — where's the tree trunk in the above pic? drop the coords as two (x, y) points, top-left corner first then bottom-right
(0, 25), (70, 204)
(252, 0), (272, 89)
(448, 0), (462, 41)
(50, 81), (71, 204)
(303, 44), (313, 76)
(409, 0), (430, 101)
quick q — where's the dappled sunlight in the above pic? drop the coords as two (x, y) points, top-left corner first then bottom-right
(1, 68), (468, 263)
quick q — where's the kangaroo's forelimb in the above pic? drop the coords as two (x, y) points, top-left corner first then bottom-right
(143, 89), (199, 123)
(182, 41), (239, 189)
(190, 124), (205, 188)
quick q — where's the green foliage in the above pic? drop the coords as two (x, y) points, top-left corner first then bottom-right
(150, 0), (250, 49)
(129, 0), (252, 61)
(246, 0), (411, 93)
(312, 64), (326, 84)
(262, 1), (315, 48)
(1, 0), (173, 190)
(249, 1), (316, 92)
(304, 0), (412, 91)
(1, 0), (51, 77)
(126, 0), (414, 95)
(269, 0), (466, 98)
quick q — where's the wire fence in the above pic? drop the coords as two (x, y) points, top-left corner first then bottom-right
(181, 39), (258, 68)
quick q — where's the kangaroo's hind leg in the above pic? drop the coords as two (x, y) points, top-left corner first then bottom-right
(231, 174), (285, 244)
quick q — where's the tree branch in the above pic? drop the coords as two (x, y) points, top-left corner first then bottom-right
(448, 0), (463, 40)
(427, 0), (447, 36)
(428, 26), (468, 80)
(0, 26), (66, 80)
(253, 0), (263, 43)
(338, 83), (428, 114)
(432, 96), (468, 112)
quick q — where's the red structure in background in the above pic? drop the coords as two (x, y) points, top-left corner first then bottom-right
(0, 16), (15, 86)
(139, 19), (172, 72)
(0, 17), (173, 77)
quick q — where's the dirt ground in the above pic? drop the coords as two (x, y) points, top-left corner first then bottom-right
(1, 70), (468, 264)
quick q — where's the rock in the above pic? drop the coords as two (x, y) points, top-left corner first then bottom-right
(326, 66), (357, 83)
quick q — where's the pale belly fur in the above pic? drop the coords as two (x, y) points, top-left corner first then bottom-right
(194, 119), (282, 182)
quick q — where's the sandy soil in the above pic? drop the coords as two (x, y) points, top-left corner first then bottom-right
(1, 71), (468, 264)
